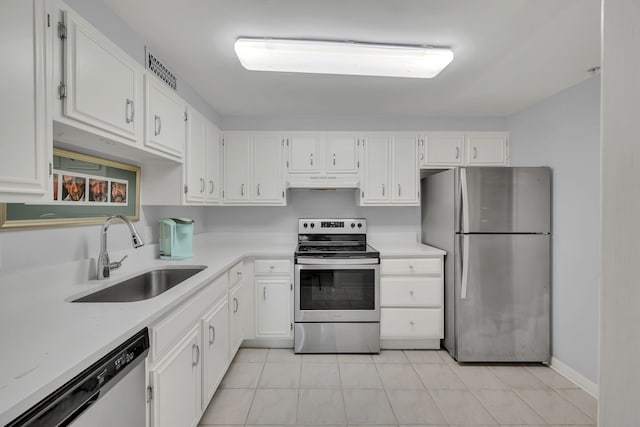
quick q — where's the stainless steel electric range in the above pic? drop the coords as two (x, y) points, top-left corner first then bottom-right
(294, 218), (380, 354)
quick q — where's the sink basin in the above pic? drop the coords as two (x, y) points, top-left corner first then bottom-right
(73, 266), (207, 302)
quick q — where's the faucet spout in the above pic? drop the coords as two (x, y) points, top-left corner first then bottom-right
(97, 215), (145, 280)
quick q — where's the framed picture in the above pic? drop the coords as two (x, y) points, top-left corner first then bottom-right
(0, 148), (140, 230)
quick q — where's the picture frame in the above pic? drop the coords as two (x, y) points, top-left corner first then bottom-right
(0, 148), (140, 230)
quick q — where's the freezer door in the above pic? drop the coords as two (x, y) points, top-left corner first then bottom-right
(454, 234), (550, 362)
(460, 167), (551, 233)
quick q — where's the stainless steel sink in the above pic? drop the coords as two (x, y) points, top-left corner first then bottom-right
(73, 266), (207, 302)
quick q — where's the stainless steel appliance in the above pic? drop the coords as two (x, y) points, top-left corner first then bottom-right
(294, 218), (380, 353)
(8, 328), (149, 426)
(421, 167), (551, 363)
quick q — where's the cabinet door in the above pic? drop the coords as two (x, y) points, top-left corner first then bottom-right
(229, 282), (244, 358)
(185, 108), (207, 203)
(326, 134), (358, 174)
(223, 134), (250, 203)
(392, 135), (419, 204)
(144, 74), (185, 159)
(0, 0), (52, 202)
(202, 297), (229, 407)
(151, 324), (202, 427)
(361, 135), (390, 203)
(466, 133), (508, 165)
(252, 134), (284, 203)
(205, 122), (221, 204)
(288, 134), (321, 174)
(423, 133), (464, 166)
(255, 278), (292, 338)
(63, 10), (142, 141)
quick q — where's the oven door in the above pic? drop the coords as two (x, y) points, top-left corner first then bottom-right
(295, 263), (380, 322)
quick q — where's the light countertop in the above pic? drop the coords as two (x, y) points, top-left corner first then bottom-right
(0, 232), (444, 424)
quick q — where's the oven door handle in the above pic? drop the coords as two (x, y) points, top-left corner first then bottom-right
(295, 258), (379, 265)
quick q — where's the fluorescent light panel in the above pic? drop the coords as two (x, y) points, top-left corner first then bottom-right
(234, 38), (454, 79)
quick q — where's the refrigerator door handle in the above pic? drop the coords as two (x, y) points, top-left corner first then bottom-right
(461, 235), (470, 299)
(460, 168), (469, 232)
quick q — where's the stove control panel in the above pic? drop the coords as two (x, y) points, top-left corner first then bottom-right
(299, 218), (366, 234)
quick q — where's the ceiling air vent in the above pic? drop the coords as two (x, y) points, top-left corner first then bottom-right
(146, 47), (177, 90)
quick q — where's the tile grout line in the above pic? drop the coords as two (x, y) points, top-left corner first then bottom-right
(243, 349), (268, 425)
(373, 360), (400, 425)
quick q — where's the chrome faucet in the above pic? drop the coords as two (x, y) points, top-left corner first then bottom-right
(97, 215), (144, 280)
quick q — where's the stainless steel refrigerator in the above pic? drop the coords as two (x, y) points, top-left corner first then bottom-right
(421, 167), (551, 363)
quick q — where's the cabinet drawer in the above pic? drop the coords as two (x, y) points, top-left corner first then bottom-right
(381, 258), (441, 276)
(380, 277), (442, 307)
(380, 308), (442, 339)
(151, 274), (227, 361)
(254, 259), (291, 275)
(229, 261), (244, 287)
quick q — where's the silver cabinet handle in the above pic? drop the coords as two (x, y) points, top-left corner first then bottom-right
(233, 297), (239, 313)
(209, 180), (214, 194)
(154, 115), (161, 136)
(310, 153), (314, 166)
(209, 325), (215, 345)
(473, 147), (478, 159)
(409, 290), (414, 296)
(263, 286), (266, 300)
(382, 184), (385, 196)
(236, 271), (243, 277)
(333, 153), (336, 166)
(125, 99), (134, 123)
(192, 344), (200, 366)
(398, 184), (401, 196)
(410, 321), (415, 326)
(257, 184), (261, 196)
(455, 146), (460, 159)
(200, 178), (205, 193)
(241, 184), (245, 196)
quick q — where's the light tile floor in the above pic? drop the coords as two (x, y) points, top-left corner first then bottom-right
(199, 348), (597, 427)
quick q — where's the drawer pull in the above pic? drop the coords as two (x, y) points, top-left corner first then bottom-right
(209, 325), (216, 344)
(409, 290), (414, 296)
(409, 321), (415, 326)
(192, 344), (200, 366)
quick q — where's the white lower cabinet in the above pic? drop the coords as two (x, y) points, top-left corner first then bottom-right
(379, 257), (444, 348)
(202, 296), (229, 407)
(150, 324), (202, 427)
(253, 259), (293, 339)
(229, 272), (245, 357)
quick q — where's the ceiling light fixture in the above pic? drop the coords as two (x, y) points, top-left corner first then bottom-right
(234, 38), (454, 79)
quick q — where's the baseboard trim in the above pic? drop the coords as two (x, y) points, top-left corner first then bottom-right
(380, 339), (440, 350)
(550, 356), (599, 398)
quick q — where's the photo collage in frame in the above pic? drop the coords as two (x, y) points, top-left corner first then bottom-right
(53, 171), (128, 205)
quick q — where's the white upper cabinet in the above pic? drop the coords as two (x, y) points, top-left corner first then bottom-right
(393, 135), (419, 204)
(360, 134), (419, 206)
(223, 134), (250, 203)
(59, 7), (143, 143)
(205, 122), (222, 204)
(421, 133), (464, 166)
(361, 135), (390, 202)
(252, 134), (284, 203)
(466, 132), (509, 165)
(325, 134), (358, 174)
(0, 0), (53, 202)
(288, 134), (321, 174)
(223, 133), (285, 205)
(144, 73), (185, 159)
(420, 132), (508, 168)
(185, 107), (207, 203)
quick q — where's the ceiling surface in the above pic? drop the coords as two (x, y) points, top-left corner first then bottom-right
(102, 0), (601, 119)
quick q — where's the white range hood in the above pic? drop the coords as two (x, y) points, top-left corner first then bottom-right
(286, 175), (360, 189)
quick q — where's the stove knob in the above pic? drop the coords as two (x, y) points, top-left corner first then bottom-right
(303, 223), (308, 228)
(310, 223), (315, 228)
(351, 223), (356, 228)
(357, 223), (363, 228)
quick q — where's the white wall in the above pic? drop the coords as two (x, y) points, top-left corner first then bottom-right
(599, 0), (640, 424)
(203, 190), (420, 242)
(0, 206), (205, 276)
(508, 76), (600, 385)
